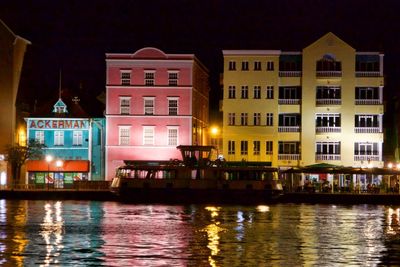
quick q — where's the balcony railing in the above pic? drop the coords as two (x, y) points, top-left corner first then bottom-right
(316, 71), (342, 77)
(316, 99), (341, 105)
(316, 126), (341, 133)
(278, 154), (301, 160)
(279, 71), (302, 77)
(355, 71), (381, 77)
(316, 154), (341, 161)
(278, 99), (300, 105)
(278, 126), (300, 132)
(355, 127), (381, 133)
(355, 99), (382, 105)
(354, 155), (380, 161)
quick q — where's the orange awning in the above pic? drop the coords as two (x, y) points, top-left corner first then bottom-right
(26, 160), (90, 172)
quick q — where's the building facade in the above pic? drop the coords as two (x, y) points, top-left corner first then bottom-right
(0, 19), (30, 186)
(221, 33), (384, 172)
(25, 97), (105, 188)
(105, 47), (209, 180)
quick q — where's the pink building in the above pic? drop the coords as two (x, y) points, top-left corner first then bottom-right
(105, 47), (209, 179)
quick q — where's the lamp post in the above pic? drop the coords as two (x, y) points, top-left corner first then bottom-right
(55, 159), (63, 189)
(45, 155), (53, 190)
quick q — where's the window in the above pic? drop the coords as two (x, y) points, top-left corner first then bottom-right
(144, 71), (155, 86)
(241, 86), (248, 99)
(121, 71), (131, 85)
(279, 87), (301, 101)
(168, 72), (178, 86)
(143, 126), (155, 145)
(73, 131), (83, 146)
(355, 115), (379, 128)
(35, 131), (44, 145)
(266, 86), (274, 99)
(316, 55), (342, 71)
(278, 142), (300, 154)
(168, 98), (178, 115)
(241, 61), (249, 71)
(144, 97), (155, 115)
(228, 140), (235, 154)
(267, 61), (274, 71)
(266, 141), (273, 155)
(266, 113), (273, 126)
(167, 127), (178, 146)
(119, 126), (130, 145)
(316, 142), (340, 155)
(355, 87), (380, 100)
(316, 114), (341, 127)
(54, 131), (64, 146)
(253, 86), (261, 99)
(279, 114), (300, 126)
(228, 86), (236, 99)
(241, 113), (248, 126)
(228, 61), (236, 71)
(316, 86), (341, 99)
(254, 113), (261, 126)
(241, 141), (248, 155)
(253, 141), (260, 155)
(254, 61), (262, 71)
(354, 142), (379, 158)
(120, 97), (131, 115)
(228, 113), (236, 126)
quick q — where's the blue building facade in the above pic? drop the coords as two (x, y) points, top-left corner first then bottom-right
(25, 98), (105, 188)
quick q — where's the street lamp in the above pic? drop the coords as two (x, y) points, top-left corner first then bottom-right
(55, 160), (63, 189)
(45, 155), (53, 189)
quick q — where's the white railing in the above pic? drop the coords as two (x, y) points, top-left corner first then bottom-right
(316, 154), (341, 161)
(278, 154), (301, 160)
(278, 126), (300, 132)
(355, 127), (381, 133)
(316, 127), (341, 133)
(355, 71), (381, 77)
(279, 71), (302, 77)
(316, 99), (341, 105)
(278, 99), (300, 105)
(355, 99), (382, 105)
(316, 71), (342, 77)
(354, 155), (380, 161)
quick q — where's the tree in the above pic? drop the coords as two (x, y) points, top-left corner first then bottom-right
(5, 140), (44, 188)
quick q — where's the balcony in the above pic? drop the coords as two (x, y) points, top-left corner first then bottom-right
(354, 155), (380, 161)
(316, 71), (342, 77)
(316, 154), (341, 161)
(316, 99), (341, 105)
(278, 99), (300, 105)
(316, 126), (341, 133)
(278, 154), (301, 160)
(355, 99), (382, 105)
(278, 126), (300, 132)
(279, 71), (302, 77)
(355, 71), (381, 77)
(355, 127), (381, 133)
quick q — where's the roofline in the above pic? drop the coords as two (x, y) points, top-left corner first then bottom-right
(0, 19), (31, 45)
(222, 50), (281, 56)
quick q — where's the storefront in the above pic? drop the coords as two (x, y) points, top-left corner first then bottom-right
(26, 160), (90, 188)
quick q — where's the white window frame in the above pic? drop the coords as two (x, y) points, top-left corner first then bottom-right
(241, 113), (248, 126)
(266, 85), (274, 99)
(228, 113), (235, 126)
(121, 70), (131, 85)
(228, 86), (236, 99)
(267, 61), (274, 71)
(73, 131), (83, 146)
(167, 126), (178, 146)
(228, 61), (236, 71)
(54, 131), (64, 146)
(119, 96), (131, 115)
(143, 126), (155, 145)
(254, 86), (261, 99)
(228, 140), (235, 154)
(253, 140), (260, 155)
(266, 113), (273, 126)
(254, 61), (262, 71)
(254, 113), (261, 126)
(241, 140), (248, 155)
(168, 97), (179, 115)
(35, 131), (44, 145)
(168, 71), (179, 86)
(144, 97), (155, 115)
(266, 141), (273, 155)
(118, 126), (131, 145)
(144, 71), (155, 86)
(241, 86), (248, 99)
(241, 61), (249, 71)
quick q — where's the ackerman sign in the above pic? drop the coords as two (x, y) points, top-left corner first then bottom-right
(28, 119), (88, 129)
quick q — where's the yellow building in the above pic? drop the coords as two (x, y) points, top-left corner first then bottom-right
(221, 32), (384, 170)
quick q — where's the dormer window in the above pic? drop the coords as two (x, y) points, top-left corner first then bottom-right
(53, 99), (68, 114)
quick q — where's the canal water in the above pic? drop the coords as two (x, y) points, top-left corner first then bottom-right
(1, 200), (400, 266)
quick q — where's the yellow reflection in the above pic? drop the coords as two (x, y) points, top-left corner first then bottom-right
(387, 207), (400, 235)
(40, 201), (64, 266)
(8, 201), (28, 267)
(202, 206), (225, 267)
(256, 205), (270, 213)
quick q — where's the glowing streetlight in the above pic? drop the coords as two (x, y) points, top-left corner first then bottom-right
(45, 155), (53, 189)
(388, 162), (393, 169)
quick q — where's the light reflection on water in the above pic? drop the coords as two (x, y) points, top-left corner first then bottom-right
(0, 200), (399, 266)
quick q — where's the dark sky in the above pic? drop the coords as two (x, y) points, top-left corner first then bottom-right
(2, 0), (400, 120)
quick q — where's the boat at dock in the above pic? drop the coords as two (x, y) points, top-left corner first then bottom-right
(110, 146), (283, 204)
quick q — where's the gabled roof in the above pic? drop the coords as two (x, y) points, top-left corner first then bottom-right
(0, 19), (31, 45)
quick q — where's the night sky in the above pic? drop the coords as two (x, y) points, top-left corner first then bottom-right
(2, 0), (400, 121)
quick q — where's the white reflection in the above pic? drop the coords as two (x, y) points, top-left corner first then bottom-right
(40, 201), (64, 266)
(256, 205), (270, 213)
(202, 206), (225, 267)
(387, 207), (400, 235)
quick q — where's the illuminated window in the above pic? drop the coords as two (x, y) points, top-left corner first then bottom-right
(228, 113), (235, 126)
(73, 131), (83, 146)
(266, 113), (273, 126)
(316, 142), (340, 155)
(240, 140), (248, 155)
(266, 86), (274, 99)
(266, 141), (273, 155)
(254, 61), (262, 71)
(253, 141), (260, 155)
(119, 96), (131, 115)
(267, 61), (274, 71)
(167, 127), (178, 146)
(143, 126), (155, 145)
(241, 61), (249, 71)
(144, 71), (155, 86)
(254, 113), (261, 126)
(121, 71), (131, 85)
(253, 86), (261, 99)
(144, 97), (155, 115)
(168, 98), (178, 115)
(228, 140), (235, 154)
(241, 113), (248, 126)
(35, 131), (44, 145)
(228, 86), (236, 99)
(54, 131), (64, 146)
(228, 61), (236, 71)
(168, 72), (178, 86)
(119, 126), (130, 145)
(241, 86), (248, 99)
(278, 141), (300, 155)
(355, 115), (379, 128)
